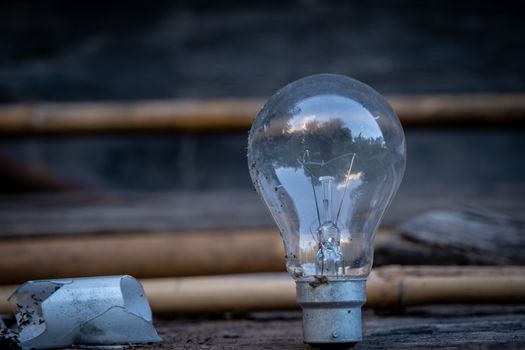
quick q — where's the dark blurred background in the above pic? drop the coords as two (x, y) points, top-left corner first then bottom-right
(1, 1), (525, 101)
(0, 0), (524, 227)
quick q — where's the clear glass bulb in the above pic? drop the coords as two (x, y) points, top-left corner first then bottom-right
(247, 74), (406, 346)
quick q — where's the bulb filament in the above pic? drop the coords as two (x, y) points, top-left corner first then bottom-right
(300, 151), (356, 278)
(315, 176), (344, 277)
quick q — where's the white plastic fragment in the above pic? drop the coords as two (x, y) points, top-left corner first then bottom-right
(9, 275), (161, 350)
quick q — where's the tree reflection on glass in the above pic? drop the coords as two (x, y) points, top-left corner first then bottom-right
(258, 115), (387, 276)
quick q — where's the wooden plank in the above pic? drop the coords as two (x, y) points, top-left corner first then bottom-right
(60, 306), (525, 349)
(0, 94), (524, 134)
(0, 185), (524, 238)
(0, 191), (272, 236)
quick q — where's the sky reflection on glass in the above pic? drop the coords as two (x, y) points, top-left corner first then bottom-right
(286, 95), (384, 140)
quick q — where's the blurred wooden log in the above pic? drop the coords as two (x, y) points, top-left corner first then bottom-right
(390, 93), (525, 127)
(1, 266), (524, 314)
(375, 209), (525, 266)
(0, 226), (383, 285)
(0, 94), (524, 134)
(0, 99), (261, 134)
(0, 229), (286, 285)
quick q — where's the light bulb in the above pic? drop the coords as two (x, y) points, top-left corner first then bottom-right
(247, 74), (406, 347)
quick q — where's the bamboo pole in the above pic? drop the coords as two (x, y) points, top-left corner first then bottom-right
(144, 273), (296, 313)
(0, 94), (524, 134)
(0, 229), (286, 285)
(0, 99), (262, 134)
(389, 93), (525, 127)
(0, 228), (391, 285)
(366, 265), (525, 308)
(0, 266), (524, 314)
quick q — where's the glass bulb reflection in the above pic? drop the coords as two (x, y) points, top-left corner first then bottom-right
(248, 74), (406, 280)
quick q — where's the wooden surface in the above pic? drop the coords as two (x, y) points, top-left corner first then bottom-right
(0, 191), (271, 237)
(1, 186), (524, 237)
(61, 305), (525, 349)
(0, 94), (524, 134)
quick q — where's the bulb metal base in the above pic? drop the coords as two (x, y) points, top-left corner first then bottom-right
(296, 278), (366, 348)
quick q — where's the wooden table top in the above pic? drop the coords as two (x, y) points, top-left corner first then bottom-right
(62, 305), (525, 349)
